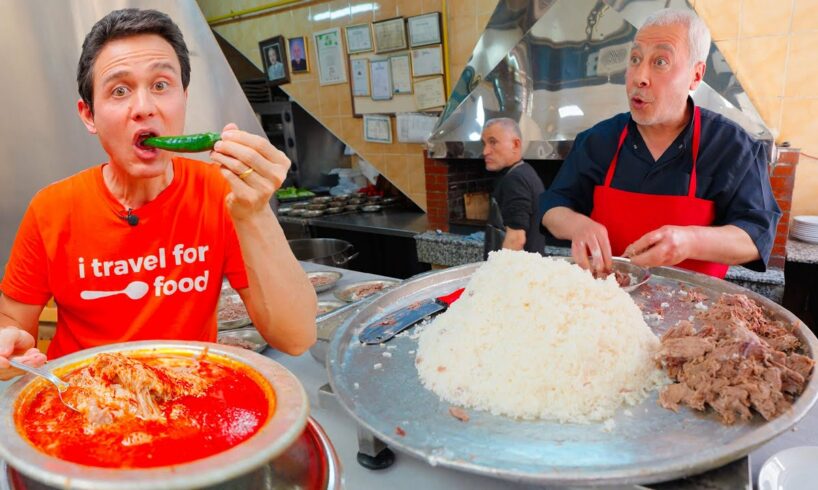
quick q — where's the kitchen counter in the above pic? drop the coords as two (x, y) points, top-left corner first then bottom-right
(787, 237), (818, 264)
(279, 209), (428, 238)
(416, 231), (787, 303)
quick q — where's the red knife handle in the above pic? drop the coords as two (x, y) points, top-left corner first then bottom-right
(437, 288), (465, 306)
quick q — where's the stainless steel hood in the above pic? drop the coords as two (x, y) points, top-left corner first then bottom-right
(0, 0), (261, 274)
(427, 0), (773, 160)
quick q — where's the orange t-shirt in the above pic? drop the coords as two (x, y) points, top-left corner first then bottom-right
(1, 157), (248, 359)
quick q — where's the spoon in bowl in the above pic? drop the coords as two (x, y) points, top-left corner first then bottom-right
(9, 358), (81, 413)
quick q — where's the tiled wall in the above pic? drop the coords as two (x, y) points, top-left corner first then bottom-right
(197, 0), (816, 220)
(693, 0), (818, 219)
(197, 0), (495, 211)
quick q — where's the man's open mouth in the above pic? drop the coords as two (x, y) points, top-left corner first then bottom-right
(135, 131), (158, 150)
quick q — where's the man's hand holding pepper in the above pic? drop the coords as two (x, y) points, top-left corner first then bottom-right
(210, 123), (290, 221)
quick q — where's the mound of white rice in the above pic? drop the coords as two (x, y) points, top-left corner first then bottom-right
(415, 250), (665, 423)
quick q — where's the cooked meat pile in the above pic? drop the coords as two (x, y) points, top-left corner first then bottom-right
(310, 275), (334, 287)
(657, 294), (814, 424)
(219, 299), (248, 322)
(351, 283), (386, 300)
(65, 353), (208, 426)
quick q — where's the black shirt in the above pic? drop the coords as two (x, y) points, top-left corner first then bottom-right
(494, 161), (546, 254)
(538, 103), (781, 271)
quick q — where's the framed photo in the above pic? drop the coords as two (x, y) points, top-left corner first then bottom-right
(389, 54), (412, 94)
(313, 28), (347, 85)
(363, 114), (392, 144)
(369, 59), (393, 100)
(288, 36), (309, 73)
(345, 23), (373, 54)
(372, 17), (407, 53)
(350, 58), (370, 97)
(411, 45), (444, 77)
(259, 35), (290, 85)
(407, 12), (441, 47)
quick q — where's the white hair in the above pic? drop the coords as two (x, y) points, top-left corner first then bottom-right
(640, 8), (711, 65)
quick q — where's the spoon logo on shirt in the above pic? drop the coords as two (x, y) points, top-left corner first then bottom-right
(77, 243), (210, 300)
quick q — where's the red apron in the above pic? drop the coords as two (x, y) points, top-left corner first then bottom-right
(589, 107), (728, 278)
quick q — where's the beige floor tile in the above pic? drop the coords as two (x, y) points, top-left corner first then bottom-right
(695, 0), (740, 41)
(780, 98), (818, 154)
(742, 0), (794, 37)
(785, 31), (818, 97)
(736, 35), (787, 97)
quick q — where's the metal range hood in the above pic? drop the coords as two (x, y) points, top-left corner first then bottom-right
(427, 0), (773, 160)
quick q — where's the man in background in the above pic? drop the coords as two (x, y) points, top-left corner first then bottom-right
(481, 118), (546, 257)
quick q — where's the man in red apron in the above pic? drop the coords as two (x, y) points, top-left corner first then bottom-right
(540, 8), (780, 279)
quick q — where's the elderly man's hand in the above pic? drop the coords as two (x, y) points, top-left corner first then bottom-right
(570, 219), (613, 275)
(624, 225), (695, 268)
(211, 123), (290, 221)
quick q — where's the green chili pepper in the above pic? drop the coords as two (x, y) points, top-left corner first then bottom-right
(142, 132), (221, 152)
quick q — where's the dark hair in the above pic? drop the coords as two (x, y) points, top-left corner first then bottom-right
(77, 8), (190, 113)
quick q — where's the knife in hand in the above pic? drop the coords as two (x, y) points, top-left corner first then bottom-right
(358, 288), (465, 344)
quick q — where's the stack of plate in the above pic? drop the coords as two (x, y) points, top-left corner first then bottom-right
(791, 216), (818, 243)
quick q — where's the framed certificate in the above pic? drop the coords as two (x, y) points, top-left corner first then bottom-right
(369, 59), (393, 100)
(350, 58), (370, 97)
(414, 76), (446, 110)
(407, 12), (441, 47)
(389, 54), (412, 94)
(372, 17), (407, 53)
(313, 27), (347, 85)
(363, 114), (392, 143)
(344, 23), (373, 54)
(411, 45), (444, 77)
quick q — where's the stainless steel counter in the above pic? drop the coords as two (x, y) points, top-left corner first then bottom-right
(279, 210), (429, 238)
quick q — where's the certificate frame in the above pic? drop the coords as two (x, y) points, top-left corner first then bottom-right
(344, 23), (373, 54)
(363, 114), (393, 144)
(407, 12), (442, 47)
(313, 27), (347, 86)
(350, 58), (370, 97)
(369, 58), (393, 101)
(413, 76), (446, 110)
(372, 17), (407, 53)
(411, 45), (444, 77)
(389, 54), (413, 95)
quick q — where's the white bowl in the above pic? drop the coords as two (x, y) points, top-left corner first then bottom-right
(758, 446), (818, 490)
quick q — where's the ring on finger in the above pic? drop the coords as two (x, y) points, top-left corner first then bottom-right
(238, 167), (255, 180)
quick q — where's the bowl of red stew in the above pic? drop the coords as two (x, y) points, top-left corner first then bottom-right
(0, 340), (308, 490)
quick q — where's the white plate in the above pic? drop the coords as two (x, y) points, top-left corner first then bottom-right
(793, 215), (818, 225)
(758, 446), (818, 490)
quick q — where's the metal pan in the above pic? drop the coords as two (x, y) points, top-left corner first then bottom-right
(326, 263), (818, 487)
(308, 271), (342, 293)
(218, 293), (252, 331)
(334, 280), (400, 303)
(218, 327), (267, 353)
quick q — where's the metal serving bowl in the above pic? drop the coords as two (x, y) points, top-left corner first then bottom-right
(307, 271), (342, 293)
(0, 341), (309, 490)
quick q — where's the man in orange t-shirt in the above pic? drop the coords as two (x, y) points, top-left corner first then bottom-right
(0, 9), (317, 379)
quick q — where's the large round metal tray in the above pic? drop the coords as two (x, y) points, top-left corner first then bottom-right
(326, 262), (818, 486)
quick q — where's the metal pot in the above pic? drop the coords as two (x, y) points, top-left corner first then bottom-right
(0, 341), (310, 490)
(288, 239), (358, 268)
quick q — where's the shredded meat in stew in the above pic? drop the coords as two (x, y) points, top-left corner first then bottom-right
(65, 353), (208, 426)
